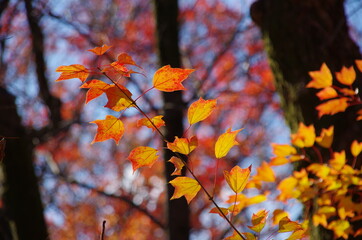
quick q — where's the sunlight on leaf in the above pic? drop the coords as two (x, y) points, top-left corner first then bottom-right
(152, 65), (195, 92)
(169, 177), (201, 203)
(88, 44), (112, 55)
(316, 97), (349, 118)
(336, 66), (356, 86)
(56, 64), (89, 82)
(215, 128), (243, 159)
(90, 115), (124, 144)
(351, 140), (362, 157)
(80, 79), (110, 103)
(128, 146), (159, 172)
(307, 63), (332, 89)
(248, 209), (268, 233)
(167, 136), (198, 155)
(137, 115), (165, 132)
(168, 156), (185, 176)
(104, 85), (134, 111)
(224, 165), (251, 193)
(187, 97), (217, 125)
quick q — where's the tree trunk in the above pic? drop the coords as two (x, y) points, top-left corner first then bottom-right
(154, 1), (190, 240)
(0, 88), (49, 240)
(250, 0), (362, 239)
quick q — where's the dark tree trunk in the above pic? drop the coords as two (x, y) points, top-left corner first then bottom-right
(154, 1), (190, 240)
(250, 0), (362, 239)
(0, 88), (49, 240)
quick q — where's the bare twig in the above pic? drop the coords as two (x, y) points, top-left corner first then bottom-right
(100, 220), (106, 240)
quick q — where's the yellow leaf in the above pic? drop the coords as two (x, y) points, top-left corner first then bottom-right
(278, 216), (303, 233)
(88, 44), (112, 55)
(90, 115), (124, 144)
(224, 165), (251, 193)
(152, 65), (195, 92)
(286, 229), (306, 240)
(137, 115), (165, 132)
(291, 123), (315, 148)
(56, 64), (89, 82)
(248, 209), (268, 233)
(277, 177), (299, 202)
(168, 157), (185, 176)
(128, 147), (159, 172)
(328, 220), (351, 239)
(272, 209), (289, 225)
(224, 231), (249, 240)
(357, 109), (362, 121)
(316, 87), (338, 100)
(270, 156), (289, 166)
(351, 140), (362, 157)
(316, 98), (349, 118)
(80, 79), (110, 103)
(209, 207), (229, 218)
(215, 128), (243, 158)
(315, 126), (334, 148)
(167, 136), (198, 155)
(336, 66), (356, 85)
(169, 177), (201, 203)
(306, 63), (332, 89)
(271, 143), (297, 157)
(104, 85), (134, 111)
(307, 164), (330, 178)
(187, 97), (217, 125)
(253, 162), (275, 182)
(329, 151), (346, 171)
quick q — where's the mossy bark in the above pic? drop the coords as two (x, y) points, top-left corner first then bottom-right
(251, 0), (362, 239)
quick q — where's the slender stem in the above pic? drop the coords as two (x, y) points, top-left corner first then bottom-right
(100, 220), (106, 240)
(312, 146), (324, 163)
(230, 192), (237, 222)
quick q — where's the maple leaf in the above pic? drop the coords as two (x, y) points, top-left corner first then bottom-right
(328, 220), (351, 239)
(104, 85), (134, 111)
(56, 64), (89, 82)
(88, 44), (112, 55)
(168, 156), (185, 176)
(329, 151), (346, 171)
(152, 65), (195, 92)
(167, 136), (198, 155)
(128, 146), (159, 172)
(116, 53), (141, 68)
(80, 79), (110, 103)
(248, 209), (268, 233)
(286, 229), (307, 240)
(306, 63), (332, 89)
(336, 66), (356, 85)
(224, 165), (251, 193)
(316, 87), (338, 100)
(351, 140), (362, 157)
(227, 194), (266, 215)
(278, 216), (303, 233)
(271, 143), (297, 157)
(253, 162), (275, 182)
(209, 207), (229, 218)
(137, 115), (165, 131)
(272, 209), (289, 225)
(316, 97), (349, 118)
(356, 59), (362, 72)
(291, 123), (315, 148)
(108, 53), (141, 77)
(90, 115), (124, 144)
(169, 176), (201, 203)
(215, 128), (243, 159)
(187, 97), (217, 125)
(315, 126), (334, 148)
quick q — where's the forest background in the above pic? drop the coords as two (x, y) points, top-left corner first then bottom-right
(1, 0), (362, 239)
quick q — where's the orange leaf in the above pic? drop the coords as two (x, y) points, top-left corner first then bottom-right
(88, 44), (112, 55)
(286, 229), (306, 240)
(169, 176), (200, 203)
(316, 87), (338, 100)
(128, 146), (159, 172)
(329, 151), (346, 171)
(316, 126), (334, 148)
(291, 123), (315, 148)
(278, 216), (303, 233)
(272, 209), (289, 225)
(168, 157), (185, 176)
(254, 162), (275, 182)
(248, 209), (268, 233)
(80, 79), (110, 103)
(187, 97), (217, 125)
(167, 136), (198, 155)
(316, 98), (349, 118)
(137, 115), (165, 131)
(152, 65), (195, 92)
(271, 143), (297, 157)
(116, 53), (141, 68)
(56, 64), (89, 82)
(209, 207), (229, 218)
(307, 63), (332, 89)
(339, 88), (356, 96)
(327, 220), (351, 239)
(351, 140), (362, 157)
(336, 66), (356, 85)
(355, 59), (362, 72)
(224, 165), (251, 193)
(357, 109), (362, 121)
(104, 85), (134, 111)
(215, 128), (243, 159)
(90, 115), (124, 144)
(224, 231), (251, 240)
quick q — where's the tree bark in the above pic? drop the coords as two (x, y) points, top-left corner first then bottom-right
(154, 1), (190, 240)
(250, 0), (362, 239)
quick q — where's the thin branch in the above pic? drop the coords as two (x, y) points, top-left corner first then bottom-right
(100, 220), (106, 240)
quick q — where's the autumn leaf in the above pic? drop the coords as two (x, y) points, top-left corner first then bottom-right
(116, 53), (141, 68)
(315, 126), (334, 148)
(271, 143), (297, 157)
(215, 128), (243, 159)
(351, 140), (362, 157)
(328, 220), (351, 239)
(248, 209), (268, 233)
(137, 115), (165, 131)
(286, 229), (306, 240)
(209, 207), (229, 218)
(336, 66), (356, 85)
(168, 156), (185, 176)
(291, 123), (315, 148)
(306, 63), (332, 89)
(90, 115), (124, 144)
(253, 162), (275, 182)
(104, 85), (134, 111)
(272, 209), (289, 225)
(355, 59), (362, 72)
(56, 64), (89, 82)
(329, 151), (346, 171)
(278, 216), (303, 233)
(80, 79), (110, 103)
(88, 44), (112, 55)
(152, 65), (195, 92)
(167, 136), (198, 155)
(224, 165), (251, 193)
(108, 53), (141, 77)
(224, 231), (252, 240)
(187, 97), (217, 125)
(316, 97), (349, 118)
(128, 146), (159, 172)
(316, 87), (338, 100)
(169, 176), (201, 203)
